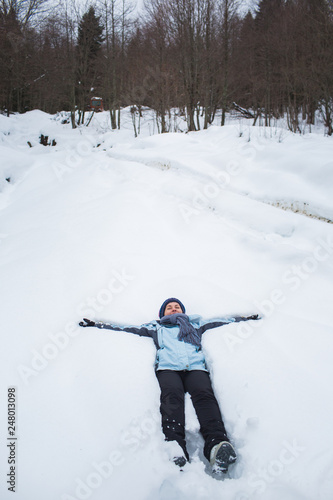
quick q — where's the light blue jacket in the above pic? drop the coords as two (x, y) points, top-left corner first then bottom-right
(94, 314), (251, 371)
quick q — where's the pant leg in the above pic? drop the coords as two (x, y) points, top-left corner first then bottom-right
(183, 370), (229, 461)
(155, 370), (189, 460)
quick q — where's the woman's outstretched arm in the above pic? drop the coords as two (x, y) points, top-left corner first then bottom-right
(79, 318), (157, 339)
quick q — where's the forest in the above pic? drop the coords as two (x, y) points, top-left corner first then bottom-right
(1, 0), (333, 134)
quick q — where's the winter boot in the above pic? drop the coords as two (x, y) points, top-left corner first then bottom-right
(165, 440), (188, 469)
(173, 456), (187, 468)
(210, 441), (237, 473)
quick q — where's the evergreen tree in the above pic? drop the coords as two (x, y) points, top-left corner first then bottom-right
(78, 6), (104, 58)
(75, 6), (104, 125)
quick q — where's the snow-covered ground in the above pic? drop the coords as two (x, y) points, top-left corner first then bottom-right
(1, 109), (333, 500)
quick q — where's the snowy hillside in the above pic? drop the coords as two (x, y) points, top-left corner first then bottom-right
(1, 109), (333, 500)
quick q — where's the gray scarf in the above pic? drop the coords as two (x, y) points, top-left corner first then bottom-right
(160, 313), (201, 347)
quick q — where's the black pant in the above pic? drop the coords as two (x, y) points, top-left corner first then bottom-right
(156, 370), (229, 461)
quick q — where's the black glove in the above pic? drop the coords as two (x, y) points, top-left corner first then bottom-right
(79, 318), (96, 327)
(246, 314), (261, 321)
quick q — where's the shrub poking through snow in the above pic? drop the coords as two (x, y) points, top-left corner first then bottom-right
(39, 134), (56, 146)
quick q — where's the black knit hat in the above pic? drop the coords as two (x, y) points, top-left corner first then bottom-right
(159, 298), (186, 318)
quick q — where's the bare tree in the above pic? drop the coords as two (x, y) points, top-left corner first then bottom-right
(167, 0), (208, 131)
(99, 0), (133, 129)
(142, 0), (175, 132)
(1, 0), (50, 27)
(0, 0), (50, 114)
(199, 0), (218, 129)
(217, 0), (239, 125)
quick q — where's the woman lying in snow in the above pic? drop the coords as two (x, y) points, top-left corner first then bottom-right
(79, 298), (260, 473)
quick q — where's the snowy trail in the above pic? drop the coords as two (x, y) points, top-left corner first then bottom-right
(1, 110), (333, 500)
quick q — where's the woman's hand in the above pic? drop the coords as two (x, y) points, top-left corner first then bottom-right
(246, 314), (261, 321)
(79, 318), (96, 327)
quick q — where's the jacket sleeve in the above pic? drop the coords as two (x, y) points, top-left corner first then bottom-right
(94, 321), (157, 339)
(197, 315), (258, 335)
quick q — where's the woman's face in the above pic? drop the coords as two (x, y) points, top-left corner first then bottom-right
(164, 302), (183, 316)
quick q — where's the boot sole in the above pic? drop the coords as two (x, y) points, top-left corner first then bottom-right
(213, 442), (237, 473)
